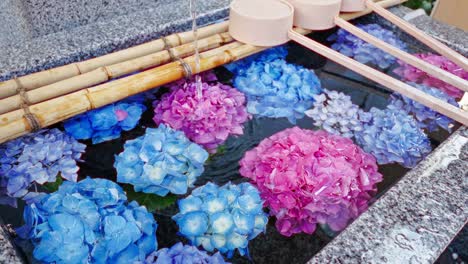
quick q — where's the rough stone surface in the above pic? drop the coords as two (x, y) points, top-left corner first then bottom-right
(0, 220), (24, 264)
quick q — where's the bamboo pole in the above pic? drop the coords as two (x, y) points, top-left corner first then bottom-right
(0, 33), (233, 115)
(0, 21), (229, 99)
(0, 0), (410, 144)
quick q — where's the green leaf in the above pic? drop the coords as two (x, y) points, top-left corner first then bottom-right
(42, 176), (63, 192)
(122, 184), (177, 212)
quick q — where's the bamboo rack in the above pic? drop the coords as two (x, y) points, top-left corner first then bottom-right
(0, 21), (229, 99)
(0, 0), (453, 144)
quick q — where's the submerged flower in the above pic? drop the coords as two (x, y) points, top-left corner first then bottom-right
(389, 83), (458, 132)
(329, 23), (407, 69)
(144, 242), (228, 264)
(233, 59), (322, 123)
(153, 81), (250, 153)
(240, 127), (382, 236)
(0, 129), (85, 207)
(305, 89), (371, 138)
(64, 97), (147, 144)
(115, 125), (208, 196)
(225, 46), (288, 75)
(355, 105), (432, 168)
(173, 182), (268, 258)
(16, 178), (158, 264)
(393, 53), (467, 99)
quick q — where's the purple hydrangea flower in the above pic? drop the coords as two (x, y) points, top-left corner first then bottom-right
(0, 129), (85, 207)
(354, 105), (432, 168)
(225, 46), (288, 75)
(305, 89), (371, 138)
(328, 23), (407, 69)
(389, 83), (458, 132)
(16, 177), (158, 264)
(144, 242), (228, 264)
(115, 125), (209, 196)
(233, 59), (322, 123)
(173, 182), (268, 258)
(64, 97), (147, 144)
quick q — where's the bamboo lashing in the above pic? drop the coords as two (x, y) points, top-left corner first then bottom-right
(0, 21), (229, 99)
(0, 0), (446, 144)
(0, 32), (234, 115)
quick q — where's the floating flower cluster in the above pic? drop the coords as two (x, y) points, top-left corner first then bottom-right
(173, 182), (268, 258)
(115, 125), (208, 196)
(0, 129), (85, 207)
(305, 89), (371, 138)
(329, 23), (407, 69)
(389, 83), (458, 132)
(144, 242), (228, 264)
(225, 46), (288, 75)
(153, 81), (250, 153)
(355, 105), (432, 168)
(64, 98), (147, 144)
(394, 53), (467, 99)
(171, 71), (219, 88)
(233, 59), (322, 123)
(240, 127), (382, 236)
(16, 178), (158, 264)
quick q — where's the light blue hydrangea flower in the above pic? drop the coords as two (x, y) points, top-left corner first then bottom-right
(305, 89), (371, 138)
(233, 58), (322, 123)
(16, 177), (158, 264)
(389, 83), (458, 132)
(328, 23), (408, 69)
(144, 242), (228, 264)
(225, 46), (288, 76)
(115, 124), (209, 196)
(0, 129), (85, 207)
(173, 182), (268, 258)
(64, 97), (147, 144)
(355, 105), (432, 168)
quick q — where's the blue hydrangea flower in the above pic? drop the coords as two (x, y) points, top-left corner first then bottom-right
(355, 105), (432, 168)
(389, 83), (458, 132)
(225, 46), (288, 76)
(233, 59), (322, 123)
(328, 23), (408, 69)
(144, 242), (228, 264)
(0, 129), (85, 207)
(173, 182), (268, 258)
(305, 89), (371, 138)
(64, 97), (147, 144)
(16, 177), (158, 264)
(115, 124), (209, 196)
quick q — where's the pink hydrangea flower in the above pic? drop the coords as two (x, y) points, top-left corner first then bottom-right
(394, 53), (468, 99)
(153, 79), (250, 153)
(239, 127), (382, 236)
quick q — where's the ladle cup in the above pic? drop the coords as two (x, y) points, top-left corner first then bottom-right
(341, 0), (468, 72)
(229, 0), (468, 126)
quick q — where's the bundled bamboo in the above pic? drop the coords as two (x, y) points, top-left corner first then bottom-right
(0, 21), (229, 99)
(0, 0), (413, 144)
(0, 33), (234, 115)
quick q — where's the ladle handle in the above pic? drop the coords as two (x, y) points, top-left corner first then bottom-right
(287, 30), (468, 126)
(365, 0), (468, 71)
(334, 17), (468, 93)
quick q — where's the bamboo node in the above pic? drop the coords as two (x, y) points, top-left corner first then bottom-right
(15, 79), (41, 132)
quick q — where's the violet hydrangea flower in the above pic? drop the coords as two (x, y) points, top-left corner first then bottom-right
(225, 46), (288, 75)
(172, 182), (268, 258)
(233, 59), (322, 123)
(354, 105), (432, 168)
(328, 23), (407, 69)
(240, 127), (382, 237)
(64, 98), (147, 144)
(16, 177), (158, 264)
(0, 129), (85, 207)
(393, 53), (468, 99)
(304, 89), (371, 138)
(153, 81), (250, 153)
(144, 242), (228, 264)
(115, 125), (209, 196)
(389, 83), (458, 132)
